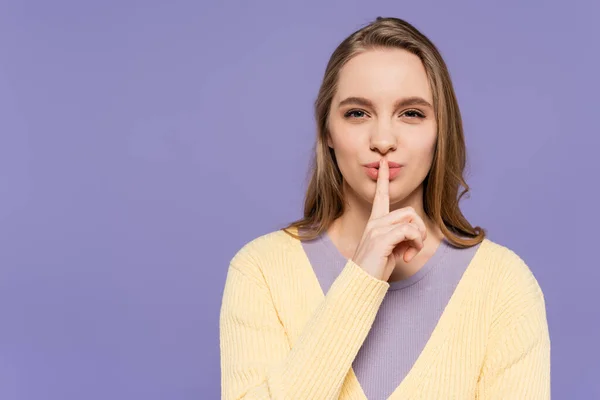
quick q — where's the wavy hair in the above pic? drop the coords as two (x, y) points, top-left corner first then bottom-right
(282, 17), (485, 249)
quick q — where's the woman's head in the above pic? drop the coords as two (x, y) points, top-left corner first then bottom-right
(284, 17), (485, 248)
(327, 47), (437, 214)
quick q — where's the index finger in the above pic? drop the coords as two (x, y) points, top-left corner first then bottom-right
(369, 158), (389, 220)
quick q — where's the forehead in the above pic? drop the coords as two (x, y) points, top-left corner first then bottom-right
(335, 48), (432, 103)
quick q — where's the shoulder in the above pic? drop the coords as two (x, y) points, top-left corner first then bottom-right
(478, 238), (541, 286)
(228, 228), (298, 275)
(477, 238), (546, 316)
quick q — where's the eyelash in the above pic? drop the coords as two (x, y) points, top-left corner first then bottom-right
(344, 109), (426, 119)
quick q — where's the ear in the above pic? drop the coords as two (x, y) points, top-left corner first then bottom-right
(326, 134), (334, 148)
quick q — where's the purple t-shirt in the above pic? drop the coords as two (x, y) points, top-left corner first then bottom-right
(300, 231), (481, 400)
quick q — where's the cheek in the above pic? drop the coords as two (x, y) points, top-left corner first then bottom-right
(408, 131), (437, 159)
(330, 127), (361, 157)
(332, 144), (355, 174)
(331, 137), (363, 179)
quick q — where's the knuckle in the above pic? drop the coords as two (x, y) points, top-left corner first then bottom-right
(396, 224), (409, 234)
(400, 223), (418, 236)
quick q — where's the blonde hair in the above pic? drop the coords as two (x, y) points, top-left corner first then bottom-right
(282, 16), (485, 249)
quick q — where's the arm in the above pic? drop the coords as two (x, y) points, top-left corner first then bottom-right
(476, 255), (551, 399)
(219, 253), (389, 400)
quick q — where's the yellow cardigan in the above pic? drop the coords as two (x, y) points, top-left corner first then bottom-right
(219, 228), (550, 399)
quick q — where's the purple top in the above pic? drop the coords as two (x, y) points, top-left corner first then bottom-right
(301, 231), (481, 399)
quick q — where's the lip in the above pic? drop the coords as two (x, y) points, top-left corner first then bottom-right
(363, 161), (404, 180)
(363, 161), (403, 169)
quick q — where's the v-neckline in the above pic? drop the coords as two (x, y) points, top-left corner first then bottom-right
(285, 227), (490, 399)
(320, 229), (450, 291)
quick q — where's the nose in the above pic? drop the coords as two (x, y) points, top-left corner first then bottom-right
(369, 123), (397, 154)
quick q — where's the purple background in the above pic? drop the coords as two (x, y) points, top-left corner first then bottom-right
(1, 0), (598, 398)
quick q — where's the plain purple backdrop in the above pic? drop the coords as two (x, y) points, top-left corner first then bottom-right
(0, 0), (598, 398)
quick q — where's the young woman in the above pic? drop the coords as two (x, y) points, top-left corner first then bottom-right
(220, 17), (550, 399)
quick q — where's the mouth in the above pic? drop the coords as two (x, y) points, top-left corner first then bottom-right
(364, 164), (404, 180)
(363, 161), (403, 169)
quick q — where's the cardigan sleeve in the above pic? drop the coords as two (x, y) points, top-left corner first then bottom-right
(475, 251), (551, 399)
(219, 246), (389, 400)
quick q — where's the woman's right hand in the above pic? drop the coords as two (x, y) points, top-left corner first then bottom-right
(351, 158), (428, 282)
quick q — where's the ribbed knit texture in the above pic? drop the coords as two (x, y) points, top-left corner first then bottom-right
(301, 230), (481, 399)
(219, 228), (550, 399)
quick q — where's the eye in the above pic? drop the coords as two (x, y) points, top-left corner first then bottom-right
(344, 109), (368, 119)
(402, 109), (426, 119)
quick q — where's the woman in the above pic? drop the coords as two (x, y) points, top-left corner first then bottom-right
(220, 17), (550, 399)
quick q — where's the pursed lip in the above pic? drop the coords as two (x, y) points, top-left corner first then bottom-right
(363, 161), (403, 169)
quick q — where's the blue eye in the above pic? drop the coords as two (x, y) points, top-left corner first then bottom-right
(344, 110), (367, 119)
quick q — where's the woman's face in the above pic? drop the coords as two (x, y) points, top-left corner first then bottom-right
(327, 48), (438, 207)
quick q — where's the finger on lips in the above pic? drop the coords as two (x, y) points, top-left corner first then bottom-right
(370, 159), (390, 220)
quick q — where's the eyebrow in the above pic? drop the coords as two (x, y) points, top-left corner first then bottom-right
(337, 96), (433, 110)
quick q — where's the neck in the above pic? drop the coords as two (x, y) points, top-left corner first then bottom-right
(327, 182), (444, 281)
